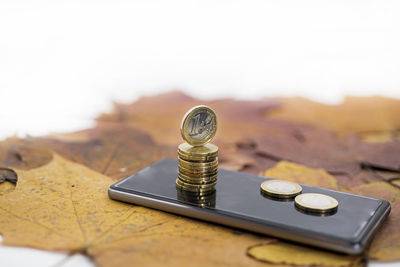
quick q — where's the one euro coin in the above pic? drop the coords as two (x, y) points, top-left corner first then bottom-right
(180, 105), (217, 146)
(260, 179), (302, 199)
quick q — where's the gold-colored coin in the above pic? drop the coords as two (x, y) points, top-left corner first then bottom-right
(260, 179), (302, 199)
(178, 173), (218, 184)
(178, 158), (218, 169)
(178, 142), (218, 156)
(178, 153), (218, 166)
(178, 152), (217, 163)
(178, 166), (218, 177)
(178, 178), (217, 186)
(178, 168), (218, 178)
(178, 177), (217, 186)
(176, 177), (217, 187)
(180, 106), (217, 146)
(179, 142), (218, 155)
(178, 163), (218, 173)
(295, 193), (338, 214)
(176, 179), (217, 190)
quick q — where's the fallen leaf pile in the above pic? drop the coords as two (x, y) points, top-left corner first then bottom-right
(0, 91), (399, 266)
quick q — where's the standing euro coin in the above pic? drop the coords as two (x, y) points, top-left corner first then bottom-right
(181, 105), (217, 146)
(177, 106), (219, 199)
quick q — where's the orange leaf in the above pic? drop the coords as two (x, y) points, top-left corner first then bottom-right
(0, 154), (275, 266)
(264, 161), (339, 190)
(350, 182), (400, 261)
(247, 241), (362, 267)
(266, 96), (400, 136)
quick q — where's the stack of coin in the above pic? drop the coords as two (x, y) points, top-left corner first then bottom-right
(176, 142), (218, 195)
(176, 106), (218, 195)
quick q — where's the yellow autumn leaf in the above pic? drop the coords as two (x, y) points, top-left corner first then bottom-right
(0, 181), (15, 196)
(266, 96), (400, 137)
(248, 241), (362, 267)
(350, 182), (400, 261)
(264, 161), (339, 190)
(0, 154), (277, 266)
(0, 167), (17, 196)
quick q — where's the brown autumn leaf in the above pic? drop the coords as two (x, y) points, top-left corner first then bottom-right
(97, 92), (333, 176)
(350, 182), (400, 261)
(0, 167), (17, 195)
(0, 124), (176, 180)
(97, 91), (281, 145)
(264, 161), (339, 190)
(247, 241), (362, 267)
(97, 92), (400, 184)
(391, 178), (400, 188)
(0, 154), (281, 267)
(266, 96), (400, 136)
(254, 131), (361, 177)
(356, 141), (400, 172)
(0, 167), (17, 184)
(360, 130), (400, 143)
(263, 96), (400, 172)
(97, 91), (282, 171)
(37, 123), (176, 179)
(0, 92), (279, 177)
(254, 131), (400, 187)
(216, 142), (257, 171)
(0, 137), (53, 170)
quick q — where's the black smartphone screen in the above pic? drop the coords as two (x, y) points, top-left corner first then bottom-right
(109, 159), (390, 254)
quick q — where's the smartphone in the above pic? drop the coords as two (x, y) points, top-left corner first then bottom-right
(108, 158), (390, 254)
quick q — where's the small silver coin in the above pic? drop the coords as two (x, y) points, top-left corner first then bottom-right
(295, 193), (338, 213)
(260, 179), (302, 198)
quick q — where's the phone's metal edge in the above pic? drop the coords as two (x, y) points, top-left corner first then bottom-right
(108, 185), (389, 255)
(354, 199), (390, 250)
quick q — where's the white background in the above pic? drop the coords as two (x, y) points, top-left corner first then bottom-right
(1, 1), (399, 266)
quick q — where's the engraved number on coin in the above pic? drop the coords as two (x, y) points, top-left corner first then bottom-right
(188, 112), (212, 140)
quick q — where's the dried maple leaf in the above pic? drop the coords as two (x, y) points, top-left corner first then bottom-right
(96, 92), (356, 177)
(247, 241), (363, 267)
(0, 167), (17, 184)
(0, 154), (280, 267)
(264, 161), (339, 190)
(0, 124), (176, 180)
(0, 137), (53, 170)
(350, 182), (400, 261)
(266, 96), (400, 136)
(95, 91), (400, 183)
(360, 130), (400, 143)
(37, 123), (176, 179)
(252, 125), (400, 186)
(0, 181), (15, 196)
(356, 141), (400, 172)
(97, 91), (281, 171)
(97, 91), (281, 146)
(264, 96), (400, 172)
(0, 167), (17, 195)
(254, 131), (361, 177)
